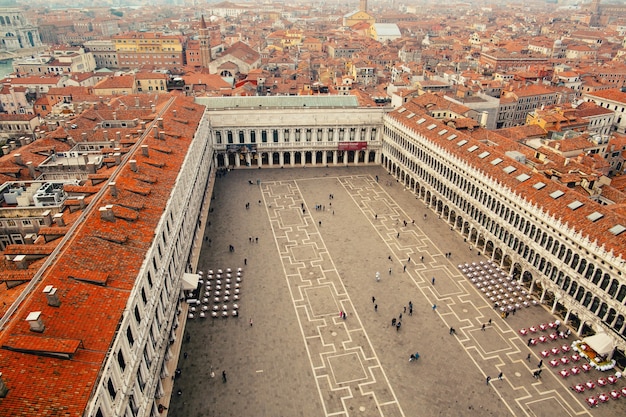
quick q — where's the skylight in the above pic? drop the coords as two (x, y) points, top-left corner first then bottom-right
(417, 118), (426, 124)
(549, 190), (564, 199)
(478, 151), (490, 159)
(609, 224), (625, 236)
(491, 158), (503, 165)
(457, 139), (468, 147)
(467, 145), (478, 152)
(447, 134), (457, 140)
(516, 173), (530, 182)
(427, 124), (437, 130)
(533, 182), (546, 190)
(567, 201), (583, 210)
(398, 108), (406, 113)
(587, 212), (604, 222)
(503, 166), (516, 174)
(438, 129), (448, 136)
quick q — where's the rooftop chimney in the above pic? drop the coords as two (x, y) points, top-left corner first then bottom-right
(24, 233), (36, 244)
(82, 132), (88, 142)
(157, 118), (163, 128)
(159, 131), (165, 140)
(0, 372), (8, 398)
(153, 125), (159, 138)
(42, 210), (52, 226)
(1, 145), (9, 155)
(141, 145), (149, 157)
(77, 195), (85, 210)
(43, 285), (61, 307)
(53, 213), (65, 227)
(116, 131), (121, 141)
(13, 153), (23, 165)
(26, 311), (45, 333)
(26, 161), (36, 178)
(173, 110), (177, 117)
(99, 205), (115, 222)
(109, 182), (118, 197)
(103, 130), (108, 140)
(114, 152), (121, 165)
(129, 159), (138, 172)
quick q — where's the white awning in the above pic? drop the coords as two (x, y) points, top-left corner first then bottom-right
(583, 332), (614, 357)
(182, 273), (200, 291)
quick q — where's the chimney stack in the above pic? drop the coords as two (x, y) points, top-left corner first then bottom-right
(42, 210), (52, 226)
(77, 195), (85, 210)
(141, 145), (149, 157)
(0, 372), (8, 398)
(24, 233), (35, 244)
(113, 152), (121, 165)
(43, 285), (61, 307)
(157, 118), (164, 128)
(153, 125), (159, 138)
(109, 182), (118, 197)
(13, 153), (23, 165)
(26, 311), (45, 333)
(173, 110), (177, 117)
(26, 161), (36, 178)
(99, 205), (115, 222)
(129, 160), (138, 172)
(116, 131), (121, 141)
(82, 132), (88, 142)
(103, 130), (108, 140)
(53, 213), (65, 227)
(159, 131), (165, 140)
(1, 145), (9, 155)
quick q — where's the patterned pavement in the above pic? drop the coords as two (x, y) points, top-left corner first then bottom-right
(167, 166), (620, 417)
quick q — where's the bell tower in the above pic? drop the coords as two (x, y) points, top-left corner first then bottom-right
(199, 15), (211, 69)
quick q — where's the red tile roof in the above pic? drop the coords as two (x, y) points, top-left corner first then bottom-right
(0, 95), (205, 417)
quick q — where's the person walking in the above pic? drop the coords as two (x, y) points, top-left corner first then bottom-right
(432, 277), (435, 285)
(482, 323), (486, 331)
(498, 372), (503, 380)
(249, 318), (253, 327)
(538, 360), (543, 368)
(432, 304), (437, 311)
(372, 296), (376, 303)
(526, 353), (531, 361)
(486, 376), (491, 385)
(222, 371), (227, 383)
(374, 304), (378, 312)
(449, 327), (455, 335)
(389, 268), (392, 275)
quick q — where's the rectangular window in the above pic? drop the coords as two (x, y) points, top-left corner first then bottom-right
(273, 130), (278, 142)
(107, 378), (116, 399)
(126, 327), (134, 346)
(238, 130), (245, 143)
(117, 350), (126, 371)
(250, 131), (256, 143)
(134, 305), (141, 323)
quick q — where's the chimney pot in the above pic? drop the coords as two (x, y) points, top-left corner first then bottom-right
(141, 145), (149, 157)
(129, 159), (138, 172)
(103, 130), (108, 140)
(157, 118), (164, 128)
(82, 132), (88, 142)
(13, 153), (23, 165)
(26, 311), (45, 333)
(159, 131), (165, 140)
(153, 125), (159, 138)
(77, 195), (85, 209)
(114, 152), (121, 165)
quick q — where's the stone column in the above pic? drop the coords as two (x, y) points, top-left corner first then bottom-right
(333, 151), (338, 165)
(234, 153), (240, 167)
(279, 152), (284, 167)
(301, 152), (306, 166)
(311, 152), (316, 166)
(323, 151), (327, 166)
(290, 152), (295, 167)
(245, 153), (251, 167)
(343, 151), (348, 165)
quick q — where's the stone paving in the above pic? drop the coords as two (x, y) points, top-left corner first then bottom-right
(167, 166), (623, 417)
